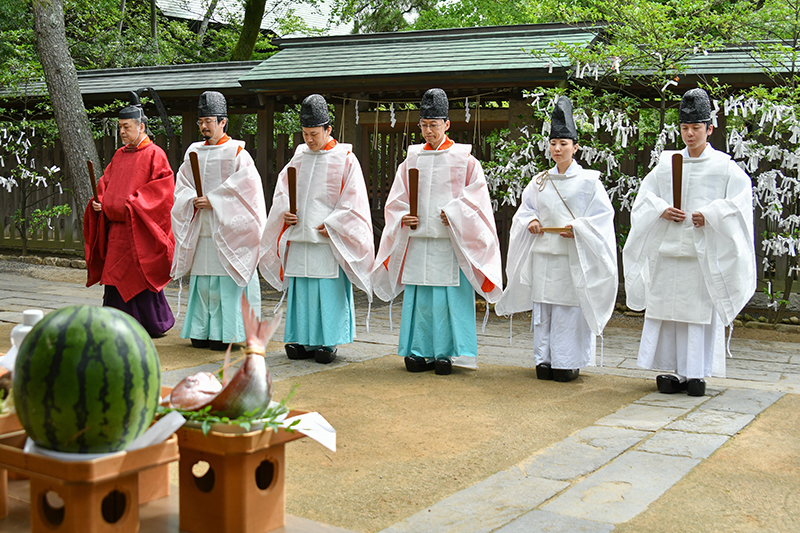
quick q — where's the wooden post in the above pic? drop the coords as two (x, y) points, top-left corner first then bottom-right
(257, 100), (274, 201)
(182, 110), (198, 160)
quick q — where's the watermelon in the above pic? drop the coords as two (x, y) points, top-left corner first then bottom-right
(13, 305), (161, 453)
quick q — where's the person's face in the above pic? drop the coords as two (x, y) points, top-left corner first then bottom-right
(118, 119), (144, 145)
(549, 138), (578, 168)
(419, 118), (450, 147)
(198, 117), (226, 143)
(302, 125), (332, 151)
(680, 122), (712, 153)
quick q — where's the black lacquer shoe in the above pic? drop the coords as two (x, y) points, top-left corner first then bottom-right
(285, 343), (314, 360)
(536, 363), (553, 380)
(315, 347), (337, 364)
(656, 374), (687, 394)
(686, 379), (706, 397)
(404, 355), (435, 372)
(552, 368), (580, 382)
(434, 357), (453, 375)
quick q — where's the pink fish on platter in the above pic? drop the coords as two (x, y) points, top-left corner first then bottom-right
(169, 293), (282, 418)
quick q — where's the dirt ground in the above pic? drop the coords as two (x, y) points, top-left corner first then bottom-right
(272, 355), (652, 533)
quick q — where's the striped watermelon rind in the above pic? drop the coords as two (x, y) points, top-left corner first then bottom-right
(13, 305), (161, 453)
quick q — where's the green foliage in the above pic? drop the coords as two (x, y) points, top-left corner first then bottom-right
(329, 0), (436, 33)
(1, 121), (72, 255)
(0, 0), (281, 95)
(411, 0), (538, 29)
(14, 205), (73, 233)
(529, 0), (748, 129)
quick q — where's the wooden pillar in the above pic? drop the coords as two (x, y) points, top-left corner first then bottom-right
(507, 96), (534, 141)
(257, 99), (274, 200)
(168, 134), (182, 175)
(182, 110), (199, 158)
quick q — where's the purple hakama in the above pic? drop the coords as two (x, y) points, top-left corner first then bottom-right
(103, 285), (175, 337)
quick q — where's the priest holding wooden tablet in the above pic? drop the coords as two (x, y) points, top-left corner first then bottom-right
(372, 88), (502, 375)
(171, 91), (267, 350)
(260, 94), (373, 365)
(496, 96), (618, 383)
(623, 88), (756, 396)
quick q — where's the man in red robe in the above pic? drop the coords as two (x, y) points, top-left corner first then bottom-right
(84, 91), (176, 336)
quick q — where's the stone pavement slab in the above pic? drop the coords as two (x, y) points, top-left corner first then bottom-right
(381, 468), (568, 533)
(594, 403), (690, 431)
(699, 388), (784, 414)
(541, 451), (700, 524)
(495, 510), (614, 533)
(518, 426), (649, 481)
(161, 364), (226, 387)
(634, 391), (714, 409)
(637, 430), (730, 459)
(665, 409), (755, 435)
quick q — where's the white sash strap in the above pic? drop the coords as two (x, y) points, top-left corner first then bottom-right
(274, 288), (287, 314)
(176, 278), (183, 320)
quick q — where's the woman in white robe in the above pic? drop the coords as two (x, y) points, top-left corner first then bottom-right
(496, 97), (618, 382)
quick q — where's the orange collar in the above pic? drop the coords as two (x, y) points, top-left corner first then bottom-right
(205, 133), (230, 146)
(423, 136), (453, 151)
(323, 138), (338, 151)
(124, 135), (151, 152)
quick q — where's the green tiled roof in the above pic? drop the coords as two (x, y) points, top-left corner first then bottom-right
(681, 46), (795, 75)
(238, 24), (601, 94)
(0, 61), (261, 106)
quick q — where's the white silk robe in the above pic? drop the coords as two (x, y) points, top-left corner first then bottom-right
(171, 138), (267, 287)
(496, 161), (618, 369)
(623, 144), (756, 378)
(372, 143), (502, 303)
(259, 141), (374, 299)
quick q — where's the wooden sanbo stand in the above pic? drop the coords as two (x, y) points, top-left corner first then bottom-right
(0, 431), (178, 533)
(176, 410), (308, 533)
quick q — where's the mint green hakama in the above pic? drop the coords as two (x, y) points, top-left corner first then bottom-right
(284, 268), (355, 348)
(180, 274), (261, 343)
(399, 270), (477, 361)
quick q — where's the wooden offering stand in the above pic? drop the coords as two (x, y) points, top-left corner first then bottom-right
(176, 409), (308, 533)
(0, 412), (23, 519)
(0, 430), (178, 533)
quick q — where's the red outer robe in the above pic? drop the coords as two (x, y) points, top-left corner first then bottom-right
(84, 138), (175, 302)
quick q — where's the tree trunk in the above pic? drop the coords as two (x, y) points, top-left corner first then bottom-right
(118, 0), (126, 36)
(230, 0), (268, 62)
(32, 0), (100, 234)
(150, 0), (159, 54)
(227, 0), (269, 139)
(198, 0), (220, 40)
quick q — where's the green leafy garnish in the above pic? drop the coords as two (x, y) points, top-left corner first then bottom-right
(157, 385), (299, 436)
